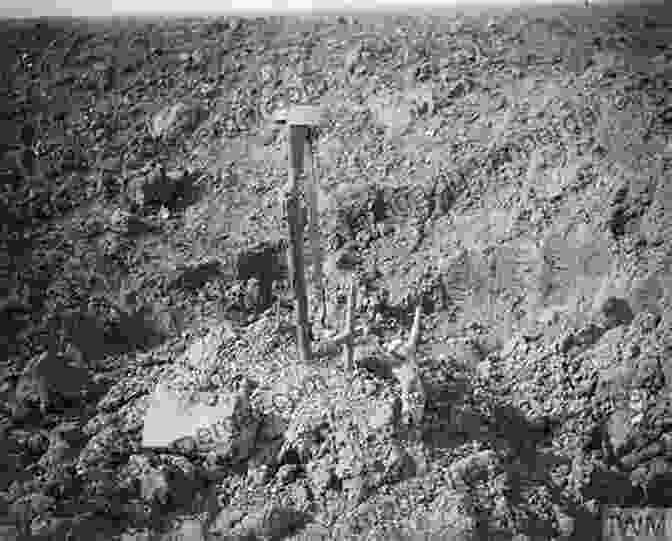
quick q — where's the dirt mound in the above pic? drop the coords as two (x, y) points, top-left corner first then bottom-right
(0, 5), (671, 540)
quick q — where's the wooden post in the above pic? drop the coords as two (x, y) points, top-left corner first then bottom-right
(286, 124), (311, 361)
(343, 277), (357, 370)
(274, 105), (325, 362)
(305, 134), (326, 328)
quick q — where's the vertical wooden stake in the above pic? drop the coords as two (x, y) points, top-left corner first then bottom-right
(274, 105), (324, 362)
(287, 124), (311, 362)
(343, 277), (357, 371)
(305, 133), (326, 328)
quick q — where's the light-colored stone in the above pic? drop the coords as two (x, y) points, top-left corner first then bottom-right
(306, 457), (334, 497)
(368, 397), (402, 433)
(157, 519), (206, 541)
(180, 323), (234, 373)
(393, 360), (426, 427)
(141, 381), (258, 461)
(150, 101), (206, 140)
(606, 407), (635, 456)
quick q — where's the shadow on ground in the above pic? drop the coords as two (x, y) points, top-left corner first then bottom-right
(421, 360), (604, 541)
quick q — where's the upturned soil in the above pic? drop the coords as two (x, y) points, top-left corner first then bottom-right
(1, 4), (671, 540)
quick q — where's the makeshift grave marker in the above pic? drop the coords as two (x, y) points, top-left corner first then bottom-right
(273, 105), (326, 361)
(141, 382), (258, 461)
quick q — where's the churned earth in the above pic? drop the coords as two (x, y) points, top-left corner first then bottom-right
(0, 4), (671, 540)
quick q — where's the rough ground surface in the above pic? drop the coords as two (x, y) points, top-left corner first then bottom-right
(1, 4), (671, 540)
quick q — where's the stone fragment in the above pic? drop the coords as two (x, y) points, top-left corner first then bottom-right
(247, 464), (271, 487)
(38, 429), (77, 471)
(560, 323), (604, 356)
(291, 481), (312, 509)
(13, 351), (90, 416)
(449, 450), (501, 491)
(599, 297), (634, 329)
(179, 322), (233, 373)
(157, 519), (206, 541)
(236, 504), (305, 540)
(306, 457), (334, 497)
(393, 360), (427, 427)
(426, 489), (477, 540)
(553, 506), (575, 539)
(275, 464), (299, 485)
(212, 508), (244, 533)
(606, 407), (636, 457)
(342, 475), (366, 504)
(150, 101), (207, 141)
(141, 381), (258, 462)
(368, 397), (402, 433)
(139, 467), (170, 505)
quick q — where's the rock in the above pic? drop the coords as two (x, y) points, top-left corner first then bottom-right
(432, 337), (484, 366)
(306, 457), (335, 497)
(591, 325), (626, 374)
(408, 446), (429, 477)
(139, 467), (170, 505)
(38, 429), (77, 471)
(342, 475), (366, 504)
(141, 381), (259, 462)
(449, 450), (501, 491)
(476, 359), (494, 380)
(392, 360), (427, 427)
(121, 531), (152, 541)
(179, 322), (233, 374)
(367, 397), (402, 434)
(26, 431), (49, 457)
(291, 481), (312, 509)
(356, 342), (396, 380)
(212, 508), (244, 533)
(631, 310), (661, 334)
(235, 241), (286, 312)
(599, 297), (634, 329)
(247, 464), (271, 487)
(275, 464), (299, 485)
(13, 351), (91, 416)
(344, 45), (362, 75)
(150, 101), (207, 141)
(383, 443), (414, 483)
(426, 489), (477, 540)
(236, 504), (306, 540)
(553, 506), (575, 539)
(606, 407), (637, 457)
(157, 519), (206, 541)
(560, 323), (605, 356)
